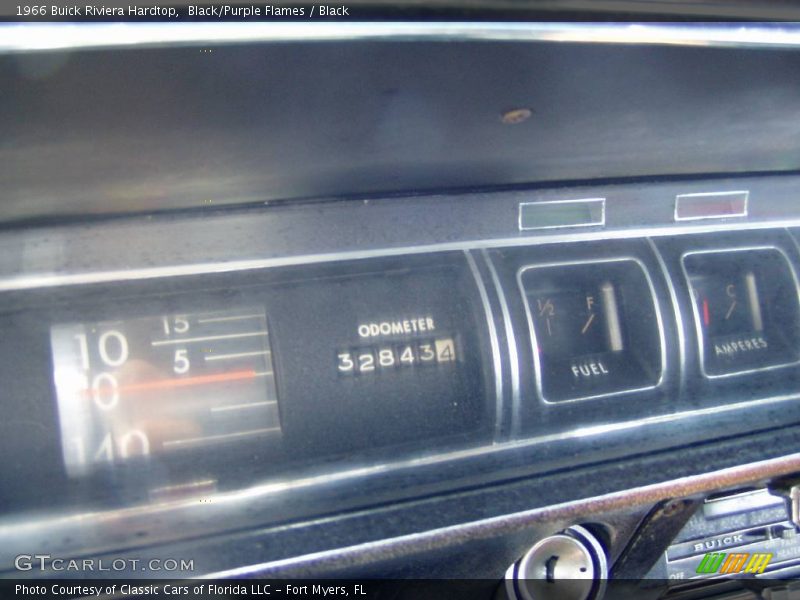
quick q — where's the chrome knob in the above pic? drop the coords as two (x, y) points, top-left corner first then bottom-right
(505, 525), (608, 600)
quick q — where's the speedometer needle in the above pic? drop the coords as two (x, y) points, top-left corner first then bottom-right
(81, 369), (259, 397)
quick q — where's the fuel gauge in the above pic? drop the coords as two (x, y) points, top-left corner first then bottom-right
(533, 281), (625, 361)
(519, 259), (664, 403)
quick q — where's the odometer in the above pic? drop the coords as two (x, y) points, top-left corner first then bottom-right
(50, 307), (280, 477)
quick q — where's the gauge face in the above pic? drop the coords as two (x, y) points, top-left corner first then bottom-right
(684, 249), (800, 376)
(50, 308), (280, 476)
(689, 272), (764, 339)
(532, 283), (625, 360)
(520, 260), (663, 402)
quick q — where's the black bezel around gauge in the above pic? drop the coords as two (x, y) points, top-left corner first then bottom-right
(517, 257), (665, 404)
(681, 246), (800, 378)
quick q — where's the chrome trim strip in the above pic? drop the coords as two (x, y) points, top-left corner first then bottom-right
(702, 488), (783, 518)
(203, 451), (800, 579)
(6, 218), (800, 293)
(674, 190), (749, 222)
(647, 238), (688, 393)
(787, 226), (800, 267)
(5, 23), (800, 54)
(465, 251), (505, 440)
(518, 198), (605, 232)
(679, 245), (800, 379)
(516, 257), (667, 404)
(483, 250), (521, 438)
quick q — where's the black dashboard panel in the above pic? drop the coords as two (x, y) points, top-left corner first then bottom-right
(0, 254), (494, 516)
(4, 211), (800, 575)
(6, 24), (800, 584)
(4, 33), (800, 223)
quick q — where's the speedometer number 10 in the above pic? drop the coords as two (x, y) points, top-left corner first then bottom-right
(70, 327), (150, 465)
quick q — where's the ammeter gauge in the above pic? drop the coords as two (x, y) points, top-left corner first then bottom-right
(682, 247), (800, 377)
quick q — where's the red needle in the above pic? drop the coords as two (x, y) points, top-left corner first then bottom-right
(81, 369), (258, 397)
(702, 299), (710, 327)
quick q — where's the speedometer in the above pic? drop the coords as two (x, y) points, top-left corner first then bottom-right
(50, 307), (280, 477)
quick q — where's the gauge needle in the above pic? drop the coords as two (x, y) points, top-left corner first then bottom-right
(725, 300), (737, 320)
(702, 299), (710, 326)
(81, 369), (259, 397)
(580, 313), (595, 334)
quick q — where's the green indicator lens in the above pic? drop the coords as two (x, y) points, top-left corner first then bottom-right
(520, 199), (604, 230)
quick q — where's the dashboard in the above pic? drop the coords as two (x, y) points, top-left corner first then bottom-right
(5, 19), (800, 600)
